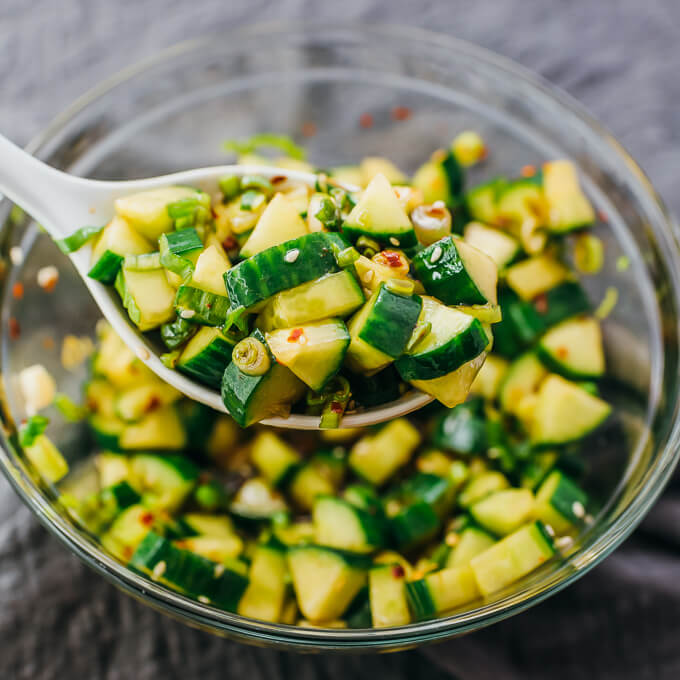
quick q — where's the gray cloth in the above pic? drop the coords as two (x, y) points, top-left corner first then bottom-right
(1, 1), (680, 678)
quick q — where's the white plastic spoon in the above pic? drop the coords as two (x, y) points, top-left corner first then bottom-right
(0, 134), (432, 429)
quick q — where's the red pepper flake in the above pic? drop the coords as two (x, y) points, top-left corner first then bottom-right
(288, 328), (305, 343)
(270, 175), (288, 185)
(533, 294), (548, 314)
(301, 121), (317, 138)
(8, 318), (20, 340)
(391, 106), (412, 121)
(12, 282), (24, 300)
(359, 113), (374, 129)
(222, 236), (238, 251)
(391, 564), (405, 579)
(145, 396), (161, 413)
(556, 346), (569, 359)
(211, 207), (218, 219)
(330, 401), (344, 415)
(140, 512), (155, 526)
(122, 546), (133, 561)
(521, 165), (537, 178)
(597, 209), (608, 223)
(382, 250), (404, 268)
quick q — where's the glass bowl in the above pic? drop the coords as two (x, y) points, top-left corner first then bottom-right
(1, 24), (679, 651)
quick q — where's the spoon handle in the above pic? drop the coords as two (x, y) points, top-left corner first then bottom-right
(0, 133), (76, 238)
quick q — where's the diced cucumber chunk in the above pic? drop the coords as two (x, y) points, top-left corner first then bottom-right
(118, 406), (187, 451)
(465, 177), (508, 225)
(191, 245), (231, 296)
(256, 271), (365, 331)
(470, 488), (535, 536)
(221, 330), (306, 428)
(159, 227), (203, 278)
(432, 400), (487, 455)
(530, 374), (611, 445)
(175, 534), (244, 562)
(313, 495), (385, 553)
(238, 545), (288, 622)
(343, 173), (417, 248)
(470, 521), (555, 596)
(499, 352), (548, 416)
(463, 221), (520, 270)
(230, 477), (288, 521)
(411, 155), (462, 206)
(250, 431), (301, 487)
(130, 453), (198, 512)
(90, 217), (153, 284)
(446, 527), (496, 568)
(359, 158), (407, 187)
(495, 179), (548, 254)
(289, 463), (336, 512)
(181, 513), (238, 538)
(413, 236), (498, 307)
(101, 504), (157, 561)
(174, 285), (231, 327)
(225, 232), (349, 312)
(369, 564), (411, 627)
(115, 266), (176, 331)
(406, 565), (479, 620)
(266, 319), (350, 391)
(535, 470), (589, 535)
(349, 419), (420, 486)
(505, 255), (569, 301)
(396, 297), (489, 382)
(95, 452), (130, 487)
(538, 281), (591, 327)
(130, 531), (248, 611)
(458, 471), (510, 508)
(114, 186), (199, 240)
(114, 381), (182, 423)
(287, 545), (369, 622)
(240, 193), (308, 258)
(24, 434), (69, 484)
(543, 160), (595, 233)
(536, 317), (605, 379)
(469, 355), (509, 401)
(346, 284), (422, 374)
(177, 326), (236, 389)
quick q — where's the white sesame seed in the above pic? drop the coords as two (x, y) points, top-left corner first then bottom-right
(571, 501), (586, 518)
(432, 271), (442, 281)
(430, 245), (443, 264)
(555, 536), (573, 550)
(152, 560), (167, 580)
(37, 265), (59, 290)
(433, 200), (446, 209)
(214, 564), (225, 578)
(179, 309), (196, 319)
(9, 246), (23, 266)
(136, 346), (151, 361)
(362, 269), (374, 283)
(284, 248), (300, 263)
(543, 523), (555, 537)
(389, 237), (400, 246)
(297, 333), (308, 345)
(198, 595), (211, 604)
(584, 513), (594, 525)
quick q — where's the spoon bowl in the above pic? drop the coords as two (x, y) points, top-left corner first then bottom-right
(0, 134), (432, 428)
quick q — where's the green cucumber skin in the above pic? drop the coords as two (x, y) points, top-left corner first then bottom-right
(315, 495), (386, 551)
(538, 282), (590, 327)
(546, 475), (589, 524)
(224, 232), (350, 311)
(433, 400), (488, 454)
(413, 237), (487, 306)
(287, 544), (373, 571)
(88, 250), (124, 284)
(405, 578), (437, 621)
(175, 286), (231, 326)
(161, 316), (198, 350)
(130, 532), (248, 611)
(163, 228), (203, 256)
(441, 151), (464, 199)
(534, 345), (595, 381)
(389, 502), (440, 551)
(341, 224), (418, 250)
(347, 365), (402, 408)
(104, 480), (141, 510)
(358, 286), (423, 358)
(395, 317), (488, 381)
(177, 334), (235, 389)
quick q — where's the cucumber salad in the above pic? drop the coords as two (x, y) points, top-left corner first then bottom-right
(30, 132), (617, 628)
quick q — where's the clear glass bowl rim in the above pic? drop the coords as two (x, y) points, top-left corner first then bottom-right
(1, 22), (680, 650)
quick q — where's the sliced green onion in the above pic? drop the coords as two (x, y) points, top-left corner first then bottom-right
(194, 481), (226, 511)
(233, 337), (271, 376)
(356, 235), (381, 258)
(54, 393), (88, 423)
(167, 191), (211, 228)
(223, 133), (306, 161)
(123, 252), (162, 271)
(411, 203), (452, 246)
(219, 175), (242, 200)
(314, 195), (341, 230)
(161, 316), (198, 350)
(574, 233), (604, 274)
(56, 224), (105, 254)
(578, 382), (599, 396)
(160, 350), (180, 369)
(240, 190), (267, 212)
(19, 415), (49, 448)
(241, 175), (273, 194)
(595, 286), (618, 319)
(224, 306), (250, 335)
(337, 246), (360, 268)
(385, 278), (415, 297)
